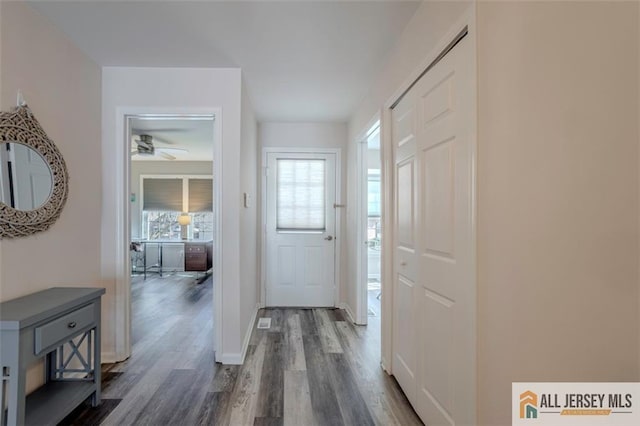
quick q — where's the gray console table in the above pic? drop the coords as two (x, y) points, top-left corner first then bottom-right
(0, 287), (105, 426)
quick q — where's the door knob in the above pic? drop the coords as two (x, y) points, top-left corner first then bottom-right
(324, 235), (334, 241)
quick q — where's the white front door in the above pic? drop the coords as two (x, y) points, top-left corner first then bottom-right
(265, 152), (337, 307)
(392, 32), (476, 425)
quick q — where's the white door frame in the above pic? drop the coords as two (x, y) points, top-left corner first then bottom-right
(112, 107), (223, 362)
(380, 108), (395, 373)
(380, 3), (477, 398)
(260, 147), (342, 307)
(354, 117), (381, 326)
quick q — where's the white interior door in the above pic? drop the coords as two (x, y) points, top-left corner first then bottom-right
(392, 32), (476, 425)
(265, 152), (336, 307)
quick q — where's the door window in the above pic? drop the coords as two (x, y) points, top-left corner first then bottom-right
(276, 159), (326, 231)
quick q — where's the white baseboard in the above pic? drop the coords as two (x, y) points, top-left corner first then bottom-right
(338, 302), (358, 324)
(101, 351), (118, 364)
(218, 352), (244, 364)
(381, 356), (392, 374)
(220, 303), (260, 365)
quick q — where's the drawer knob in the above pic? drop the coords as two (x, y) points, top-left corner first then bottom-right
(67, 321), (77, 329)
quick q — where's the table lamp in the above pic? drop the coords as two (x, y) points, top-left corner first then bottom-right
(178, 213), (191, 240)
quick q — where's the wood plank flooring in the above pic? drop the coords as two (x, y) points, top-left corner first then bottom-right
(59, 273), (421, 425)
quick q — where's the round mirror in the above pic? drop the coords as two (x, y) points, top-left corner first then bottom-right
(0, 142), (54, 210)
(0, 105), (69, 239)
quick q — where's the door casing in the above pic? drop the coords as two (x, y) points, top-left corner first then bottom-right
(354, 118), (382, 326)
(111, 109), (222, 363)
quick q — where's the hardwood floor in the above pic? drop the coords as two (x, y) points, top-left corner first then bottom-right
(60, 273), (421, 426)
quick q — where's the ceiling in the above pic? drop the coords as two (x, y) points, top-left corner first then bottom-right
(130, 117), (214, 161)
(29, 1), (421, 122)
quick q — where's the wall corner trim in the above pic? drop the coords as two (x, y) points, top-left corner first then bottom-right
(339, 302), (359, 325)
(221, 302), (260, 365)
(101, 351), (118, 364)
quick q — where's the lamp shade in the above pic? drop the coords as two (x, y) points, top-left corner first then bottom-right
(178, 213), (191, 226)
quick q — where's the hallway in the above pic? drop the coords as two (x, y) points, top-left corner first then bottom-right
(60, 274), (420, 425)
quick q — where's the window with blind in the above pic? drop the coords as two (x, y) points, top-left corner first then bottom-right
(141, 176), (213, 240)
(368, 169), (381, 218)
(276, 159), (325, 231)
(188, 178), (213, 212)
(143, 178), (183, 211)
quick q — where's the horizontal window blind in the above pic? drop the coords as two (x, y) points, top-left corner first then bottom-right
(277, 159), (325, 230)
(188, 178), (213, 212)
(143, 178), (182, 211)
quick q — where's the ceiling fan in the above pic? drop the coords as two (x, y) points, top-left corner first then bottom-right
(131, 134), (188, 160)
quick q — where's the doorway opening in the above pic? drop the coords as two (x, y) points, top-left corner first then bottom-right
(357, 120), (382, 325)
(125, 114), (217, 359)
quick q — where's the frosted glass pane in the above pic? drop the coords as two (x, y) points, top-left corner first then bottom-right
(277, 159), (325, 230)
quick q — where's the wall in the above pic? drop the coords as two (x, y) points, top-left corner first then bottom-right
(239, 80), (259, 346)
(348, 1), (639, 423)
(476, 2), (640, 424)
(346, 0), (471, 332)
(348, 1), (472, 139)
(259, 122), (348, 303)
(0, 1), (102, 391)
(102, 67), (255, 363)
(130, 161), (213, 238)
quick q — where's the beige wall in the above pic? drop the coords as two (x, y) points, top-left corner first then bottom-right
(0, 1), (102, 390)
(239, 80), (259, 344)
(477, 2), (640, 424)
(348, 1), (472, 140)
(0, 1), (102, 300)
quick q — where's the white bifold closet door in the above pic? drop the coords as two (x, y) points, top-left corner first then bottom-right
(392, 32), (476, 426)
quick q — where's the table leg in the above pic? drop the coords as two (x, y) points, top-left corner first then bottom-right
(143, 242), (147, 280)
(91, 321), (101, 406)
(6, 365), (25, 426)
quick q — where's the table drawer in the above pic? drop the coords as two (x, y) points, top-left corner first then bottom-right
(34, 304), (95, 354)
(185, 253), (207, 271)
(186, 244), (206, 253)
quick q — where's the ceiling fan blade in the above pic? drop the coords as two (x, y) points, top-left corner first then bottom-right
(131, 132), (179, 145)
(132, 128), (187, 134)
(158, 151), (176, 160)
(149, 135), (177, 146)
(157, 147), (188, 155)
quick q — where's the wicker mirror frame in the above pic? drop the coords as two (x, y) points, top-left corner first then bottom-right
(0, 105), (69, 238)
